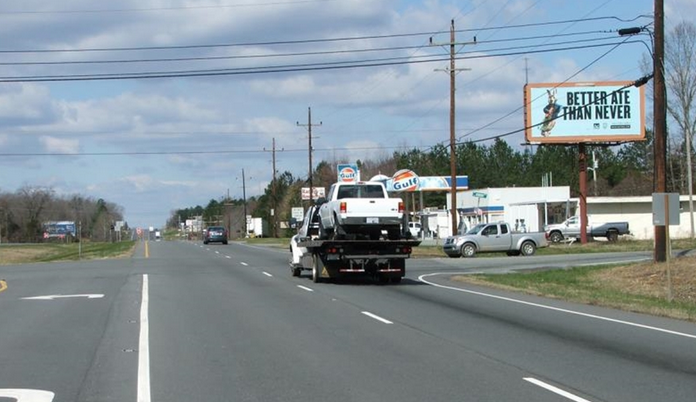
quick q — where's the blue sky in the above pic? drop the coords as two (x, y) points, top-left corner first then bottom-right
(0, 0), (691, 230)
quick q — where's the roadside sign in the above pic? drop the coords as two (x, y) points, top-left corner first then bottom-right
(291, 207), (304, 221)
(472, 191), (487, 198)
(652, 193), (680, 226)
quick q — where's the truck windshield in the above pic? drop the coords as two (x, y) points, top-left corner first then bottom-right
(466, 224), (487, 235)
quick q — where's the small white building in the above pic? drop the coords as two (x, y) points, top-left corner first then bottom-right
(447, 187), (695, 240)
(447, 186), (571, 234)
(582, 196), (695, 240)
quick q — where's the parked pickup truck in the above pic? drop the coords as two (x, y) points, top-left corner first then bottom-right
(443, 222), (548, 258)
(317, 181), (406, 240)
(544, 216), (630, 243)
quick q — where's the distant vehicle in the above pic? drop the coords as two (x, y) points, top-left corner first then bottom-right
(155, 231), (161, 241)
(247, 217), (269, 238)
(544, 216), (630, 243)
(204, 226), (228, 245)
(443, 222), (548, 258)
(289, 205), (321, 268)
(408, 221), (422, 238)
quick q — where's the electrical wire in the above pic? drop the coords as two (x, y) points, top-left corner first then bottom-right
(0, 40), (641, 83)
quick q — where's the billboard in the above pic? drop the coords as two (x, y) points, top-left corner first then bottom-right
(524, 81), (645, 143)
(42, 221), (76, 239)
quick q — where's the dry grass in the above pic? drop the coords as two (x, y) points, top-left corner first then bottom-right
(0, 245), (56, 264)
(590, 256), (696, 305)
(454, 255), (696, 322)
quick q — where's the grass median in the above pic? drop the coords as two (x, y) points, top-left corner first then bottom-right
(0, 241), (136, 265)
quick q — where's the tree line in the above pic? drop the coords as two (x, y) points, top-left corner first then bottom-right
(169, 126), (694, 238)
(0, 186), (124, 243)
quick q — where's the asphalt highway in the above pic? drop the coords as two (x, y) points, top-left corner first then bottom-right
(0, 241), (694, 402)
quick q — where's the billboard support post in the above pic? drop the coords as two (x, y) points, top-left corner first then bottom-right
(579, 143), (588, 244)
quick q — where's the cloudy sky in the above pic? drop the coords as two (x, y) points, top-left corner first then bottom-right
(0, 0), (691, 230)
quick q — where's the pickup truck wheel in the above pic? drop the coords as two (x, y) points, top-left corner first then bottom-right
(461, 243), (476, 258)
(318, 221), (332, 240)
(520, 241), (536, 256)
(549, 231), (563, 243)
(607, 230), (619, 242)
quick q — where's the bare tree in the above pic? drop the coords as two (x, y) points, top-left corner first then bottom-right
(17, 186), (54, 242)
(665, 21), (696, 237)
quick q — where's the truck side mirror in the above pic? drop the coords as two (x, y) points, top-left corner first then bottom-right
(315, 197), (327, 206)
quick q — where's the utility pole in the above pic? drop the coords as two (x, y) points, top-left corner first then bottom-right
(242, 169), (247, 237)
(431, 20), (475, 235)
(264, 138), (284, 237)
(653, 0), (667, 262)
(297, 107), (321, 205)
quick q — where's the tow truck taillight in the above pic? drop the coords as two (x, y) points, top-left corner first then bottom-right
(340, 201), (347, 214)
(398, 201), (404, 213)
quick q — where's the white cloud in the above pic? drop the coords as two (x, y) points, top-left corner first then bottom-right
(40, 136), (80, 154)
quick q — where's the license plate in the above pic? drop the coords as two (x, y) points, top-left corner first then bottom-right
(366, 217), (379, 224)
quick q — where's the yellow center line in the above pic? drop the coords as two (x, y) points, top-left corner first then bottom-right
(0, 280), (7, 293)
(145, 241), (149, 258)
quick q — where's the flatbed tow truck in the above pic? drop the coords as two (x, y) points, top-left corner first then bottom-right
(289, 203), (420, 284)
(292, 238), (421, 284)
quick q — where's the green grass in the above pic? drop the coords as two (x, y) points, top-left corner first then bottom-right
(458, 265), (696, 321)
(41, 241), (136, 262)
(1, 241), (136, 264)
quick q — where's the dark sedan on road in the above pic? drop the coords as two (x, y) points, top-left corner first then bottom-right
(204, 226), (228, 245)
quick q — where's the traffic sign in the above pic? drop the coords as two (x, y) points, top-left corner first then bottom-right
(472, 191), (487, 198)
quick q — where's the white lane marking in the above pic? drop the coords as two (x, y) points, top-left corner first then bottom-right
(240, 262), (249, 266)
(297, 285), (314, 292)
(524, 378), (592, 402)
(215, 251), (220, 254)
(225, 256), (231, 259)
(419, 273), (696, 340)
(138, 274), (151, 402)
(362, 311), (393, 324)
(0, 389), (54, 401)
(262, 272), (273, 277)
(21, 294), (104, 300)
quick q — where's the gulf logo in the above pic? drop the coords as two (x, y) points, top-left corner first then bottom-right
(339, 167), (357, 182)
(392, 169), (419, 192)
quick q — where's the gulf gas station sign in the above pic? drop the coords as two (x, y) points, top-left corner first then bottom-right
(337, 164), (359, 182)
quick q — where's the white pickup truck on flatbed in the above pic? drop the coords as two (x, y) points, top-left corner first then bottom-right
(317, 181), (407, 240)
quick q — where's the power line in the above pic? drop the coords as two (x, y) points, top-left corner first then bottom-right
(0, 15), (647, 54)
(0, 30), (613, 67)
(0, 0), (341, 15)
(0, 39), (643, 82)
